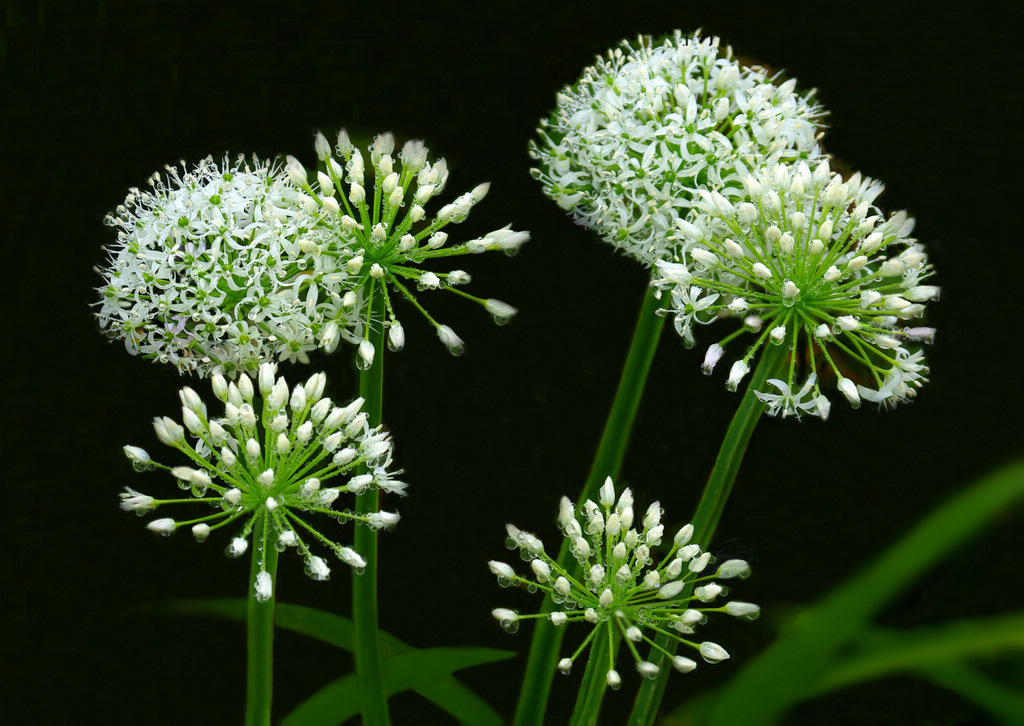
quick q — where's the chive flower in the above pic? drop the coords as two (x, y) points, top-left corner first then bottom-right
(96, 155), (359, 376)
(119, 363), (405, 600)
(489, 477), (758, 686)
(529, 30), (825, 268)
(289, 129), (529, 368)
(653, 160), (937, 416)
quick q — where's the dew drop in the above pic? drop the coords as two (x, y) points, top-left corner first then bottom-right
(503, 247), (520, 258)
(354, 354), (372, 371)
(353, 567), (365, 576)
(500, 620), (519, 634)
(505, 537), (517, 551)
(782, 296), (796, 308)
(131, 461), (148, 472)
(526, 584), (538, 594)
(491, 314), (510, 326)
(447, 342), (465, 357)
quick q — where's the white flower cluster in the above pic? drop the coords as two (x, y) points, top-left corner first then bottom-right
(489, 478), (758, 687)
(529, 30), (824, 267)
(97, 131), (528, 376)
(292, 130), (528, 367)
(96, 155), (360, 376)
(119, 363), (405, 601)
(653, 160), (937, 416)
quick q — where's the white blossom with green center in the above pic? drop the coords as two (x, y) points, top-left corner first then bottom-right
(288, 130), (529, 368)
(653, 160), (937, 417)
(96, 155), (359, 376)
(529, 30), (825, 267)
(119, 363), (405, 601)
(488, 477), (758, 687)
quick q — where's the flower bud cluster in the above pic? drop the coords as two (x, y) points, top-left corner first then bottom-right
(530, 30), (825, 267)
(119, 363), (405, 600)
(653, 160), (936, 415)
(96, 155), (361, 376)
(295, 130), (529, 366)
(488, 477), (757, 687)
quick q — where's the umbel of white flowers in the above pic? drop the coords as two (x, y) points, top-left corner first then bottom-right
(96, 132), (528, 376)
(530, 30), (825, 268)
(119, 363), (405, 601)
(96, 154), (359, 376)
(653, 160), (937, 418)
(489, 477), (758, 688)
(290, 129), (529, 370)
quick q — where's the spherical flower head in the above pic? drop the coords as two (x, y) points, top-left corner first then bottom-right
(293, 130), (529, 365)
(529, 30), (825, 267)
(489, 477), (758, 684)
(96, 155), (362, 376)
(653, 160), (937, 417)
(118, 365), (405, 597)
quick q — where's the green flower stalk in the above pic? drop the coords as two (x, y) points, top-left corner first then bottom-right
(653, 160), (937, 417)
(288, 129), (529, 368)
(490, 478), (758, 703)
(119, 362), (405, 594)
(529, 30), (825, 269)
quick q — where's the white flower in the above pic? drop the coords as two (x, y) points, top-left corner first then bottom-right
(118, 365), (403, 597)
(146, 517), (176, 535)
(489, 477), (757, 682)
(754, 375), (822, 420)
(530, 31), (824, 267)
(95, 155), (361, 376)
(654, 161), (935, 413)
(119, 487), (156, 513)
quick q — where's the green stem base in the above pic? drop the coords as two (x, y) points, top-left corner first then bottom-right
(245, 519), (280, 726)
(352, 288), (391, 726)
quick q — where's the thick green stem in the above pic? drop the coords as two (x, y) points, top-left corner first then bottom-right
(626, 342), (788, 726)
(245, 519), (280, 726)
(513, 285), (664, 726)
(352, 291), (391, 726)
(567, 627), (614, 726)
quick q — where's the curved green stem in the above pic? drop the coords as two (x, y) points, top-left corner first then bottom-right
(626, 341), (788, 726)
(352, 289), (391, 726)
(513, 285), (665, 726)
(245, 518), (280, 726)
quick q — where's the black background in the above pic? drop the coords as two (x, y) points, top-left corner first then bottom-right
(3, 2), (1023, 724)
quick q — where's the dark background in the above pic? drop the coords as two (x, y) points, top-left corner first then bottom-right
(3, 2), (1022, 724)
